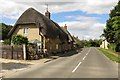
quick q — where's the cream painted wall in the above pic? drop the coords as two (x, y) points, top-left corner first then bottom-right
(12, 24), (72, 54)
(14, 24), (41, 41)
(45, 38), (63, 53)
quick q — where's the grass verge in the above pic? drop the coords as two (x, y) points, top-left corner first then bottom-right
(97, 48), (120, 63)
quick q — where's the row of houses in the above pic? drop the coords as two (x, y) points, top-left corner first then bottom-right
(7, 7), (77, 56)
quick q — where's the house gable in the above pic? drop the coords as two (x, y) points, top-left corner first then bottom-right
(8, 8), (68, 42)
(13, 24), (41, 41)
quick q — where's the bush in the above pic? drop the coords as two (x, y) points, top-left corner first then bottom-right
(108, 43), (116, 51)
(12, 34), (28, 45)
(3, 39), (11, 45)
(115, 43), (120, 52)
(108, 43), (120, 52)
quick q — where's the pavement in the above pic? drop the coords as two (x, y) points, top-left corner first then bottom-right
(2, 48), (119, 79)
(0, 57), (54, 78)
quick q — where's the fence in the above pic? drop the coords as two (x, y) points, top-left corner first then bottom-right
(1, 44), (50, 60)
(1, 45), (24, 60)
(27, 45), (44, 60)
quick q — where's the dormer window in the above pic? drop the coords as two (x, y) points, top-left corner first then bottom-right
(24, 28), (28, 34)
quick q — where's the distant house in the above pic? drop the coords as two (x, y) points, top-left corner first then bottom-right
(8, 8), (75, 54)
(61, 24), (75, 50)
(100, 40), (109, 49)
(72, 36), (80, 48)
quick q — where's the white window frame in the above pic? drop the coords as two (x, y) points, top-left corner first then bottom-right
(24, 28), (28, 34)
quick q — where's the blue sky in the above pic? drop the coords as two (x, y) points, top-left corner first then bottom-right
(0, 18), (16, 25)
(1, 11), (109, 24)
(0, 0), (118, 40)
(51, 11), (109, 23)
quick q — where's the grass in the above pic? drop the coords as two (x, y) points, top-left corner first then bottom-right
(107, 49), (120, 55)
(98, 48), (120, 63)
(116, 52), (120, 55)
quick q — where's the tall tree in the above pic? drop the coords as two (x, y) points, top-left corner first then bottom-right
(1, 23), (13, 40)
(103, 1), (120, 52)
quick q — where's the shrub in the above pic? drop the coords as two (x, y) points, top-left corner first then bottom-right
(12, 34), (28, 45)
(115, 43), (120, 52)
(108, 43), (120, 52)
(108, 43), (116, 51)
(3, 39), (11, 45)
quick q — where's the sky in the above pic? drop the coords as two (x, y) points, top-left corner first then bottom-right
(0, 0), (118, 40)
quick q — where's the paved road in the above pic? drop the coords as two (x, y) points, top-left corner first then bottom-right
(4, 48), (118, 78)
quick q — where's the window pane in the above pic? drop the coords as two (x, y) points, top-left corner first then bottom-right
(24, 28), (28, 34)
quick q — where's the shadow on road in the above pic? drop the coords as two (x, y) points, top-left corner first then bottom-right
(2, 62), (31, 70)
(51, 48), (83, 58)
(44, 48), (83, 63)
(60, 48), (82, 57)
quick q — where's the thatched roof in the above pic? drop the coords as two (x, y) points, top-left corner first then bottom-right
(8, 8), (68, 41)
(51, 21), (68, 41)
(61, 27), (74, 42)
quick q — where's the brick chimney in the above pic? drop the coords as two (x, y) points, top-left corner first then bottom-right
(64, 24), (67, 30)
(45, 4), (50, 19)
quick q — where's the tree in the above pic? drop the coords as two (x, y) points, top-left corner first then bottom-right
(12, 35), (28, 45)
(103, 1), (120, 52)
(80, 39), (102, 47)
(3, 39), (11, 45)
(1, 23), (13, 40)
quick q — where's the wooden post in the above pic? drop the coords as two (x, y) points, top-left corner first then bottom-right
(11, 46), (13, 59)
(17, 49), (18, 59)
(43, 37), (46, 54)
(23, 44), (27, 60)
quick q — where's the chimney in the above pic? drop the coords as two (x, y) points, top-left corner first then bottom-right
(64, 24), (67, 30)
(45, 4), (50, 19)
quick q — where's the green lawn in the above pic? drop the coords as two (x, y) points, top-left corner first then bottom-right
(107, 49), (120, 55)
(97, 48), (120, 63)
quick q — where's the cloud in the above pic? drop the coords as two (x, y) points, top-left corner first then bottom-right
(39, 0), (118, 14)
(0, 0), (118, 20)
(66, 15), (98, 21)
(79, 0), (118, 14)
(58, 16), (105, 40)
(0, 0), (30, 19)
(0, 0), (117, 40)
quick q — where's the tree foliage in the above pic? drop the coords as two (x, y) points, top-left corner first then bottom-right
(3, 39), (11, 45)
(12, 35), (28, 45)
(80, 39), (102, 47)
(0, 23), (13, 40)
(103, 1), (120, 52)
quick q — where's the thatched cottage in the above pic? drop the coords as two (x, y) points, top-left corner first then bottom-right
(8, 8), (75, 55)
(61, 25), (75, 50)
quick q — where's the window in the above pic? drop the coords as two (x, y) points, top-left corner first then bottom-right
(56, 44), (59, 49)
(24, 28), (28, 34)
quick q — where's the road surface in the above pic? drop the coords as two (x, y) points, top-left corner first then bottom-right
(4, 48), (118, 79)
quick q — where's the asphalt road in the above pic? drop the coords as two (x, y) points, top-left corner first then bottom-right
(4, 47), (118, 78)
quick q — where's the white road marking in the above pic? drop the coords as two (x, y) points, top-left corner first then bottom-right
(82, 56), (86, 60)
(87, 48), (91, 54)
(72, 62), (82, 73)
(72, 48), (91, 73)
(86, 53), (88, 56)
(86, 48), (91, 55)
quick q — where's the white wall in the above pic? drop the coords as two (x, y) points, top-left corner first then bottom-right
(100, 40), (109, 49)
